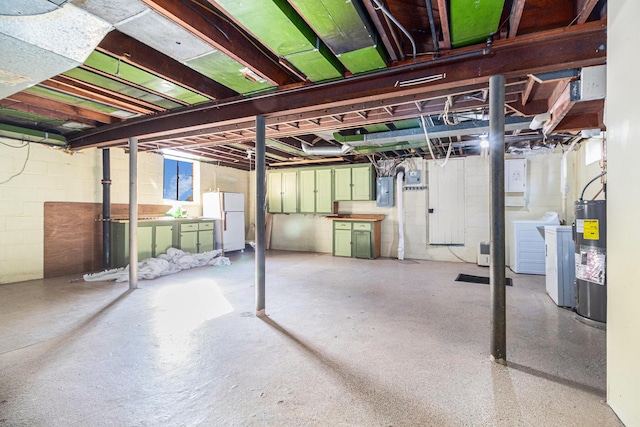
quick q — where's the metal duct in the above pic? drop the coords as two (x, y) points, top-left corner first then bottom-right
(334, 117), (533, 147)
(0, 3), (112, 98)
(301, 142), (353, 155)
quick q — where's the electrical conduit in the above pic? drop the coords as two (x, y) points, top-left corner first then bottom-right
(396, 167), (405, 261)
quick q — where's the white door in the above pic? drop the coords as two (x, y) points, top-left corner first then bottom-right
(428, 158), (465, 244)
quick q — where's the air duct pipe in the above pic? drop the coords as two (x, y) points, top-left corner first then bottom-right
(560, 137), (580, 223)
(396, 167), (405, 261)
(301, 142), (352, 155)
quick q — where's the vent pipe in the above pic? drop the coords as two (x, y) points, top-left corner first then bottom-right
(301, 142), (352, 156)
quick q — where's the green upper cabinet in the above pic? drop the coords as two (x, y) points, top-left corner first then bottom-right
(299, 168), (333, 214)
(334, 164), (375, 201)
(268, 170), (298, 213)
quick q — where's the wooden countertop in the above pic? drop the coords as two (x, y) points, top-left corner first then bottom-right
(324, 214), (385, 222)
(110, 217), (216, 223)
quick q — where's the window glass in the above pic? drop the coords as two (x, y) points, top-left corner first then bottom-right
(163, 158), (193, 201)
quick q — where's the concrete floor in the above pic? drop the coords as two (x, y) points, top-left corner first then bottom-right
(0, 250), (622, 426)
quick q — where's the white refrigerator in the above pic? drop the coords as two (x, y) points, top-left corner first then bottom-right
(202, 192), (245, 252)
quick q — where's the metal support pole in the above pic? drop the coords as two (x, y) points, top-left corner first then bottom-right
(255, 116), (266, 315)
(102, 148), (111, 269)
(489, 74), (507, 364)
(129, 137), (138, 289)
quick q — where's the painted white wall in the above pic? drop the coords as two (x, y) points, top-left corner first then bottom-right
(0, 144), (250, 284)
(606, 0), (640, 424)
(269, 153), (576, 267)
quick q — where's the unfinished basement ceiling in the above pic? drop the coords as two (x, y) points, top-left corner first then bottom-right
(0, 0), (607, 170)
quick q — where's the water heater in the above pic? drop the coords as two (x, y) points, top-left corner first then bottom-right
(573, 200), (606, 323)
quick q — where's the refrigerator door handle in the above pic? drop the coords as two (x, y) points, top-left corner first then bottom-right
(223, 212), (227, 231)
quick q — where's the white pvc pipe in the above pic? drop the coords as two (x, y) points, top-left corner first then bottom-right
(561, 137), (580, 223)
(396, 170), (405, 261)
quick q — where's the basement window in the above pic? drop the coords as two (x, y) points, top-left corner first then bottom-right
(163, 158), (193, 201)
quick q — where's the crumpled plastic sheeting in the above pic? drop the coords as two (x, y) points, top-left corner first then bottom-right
(83, 248), (231, 283)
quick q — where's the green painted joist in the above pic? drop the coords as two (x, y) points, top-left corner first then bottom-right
(63, 68), (184, 110)
(288, 0), (386, 74)
(0, 123), (66, 145)
(186, 51), (275, 95)
(81, 51), (208, 105)
(0, 108), (67, 127)
(449, 0), (506, 48)
(214, 0), (342, 82)
(26, 86), (123, 114)
(265, 138), (307, 157)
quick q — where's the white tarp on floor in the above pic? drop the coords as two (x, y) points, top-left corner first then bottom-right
(83, 248), (231, 282)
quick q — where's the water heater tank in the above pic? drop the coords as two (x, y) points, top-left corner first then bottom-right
(573, 200), (606, 323)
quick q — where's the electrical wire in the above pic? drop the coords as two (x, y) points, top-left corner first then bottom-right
(0, 141), (30, 185)
(419, 115), (453, 167)
(371, 0), (417, 60)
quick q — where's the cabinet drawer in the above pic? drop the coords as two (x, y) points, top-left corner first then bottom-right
(180, 223), (198, 232)
(199, 222), (214, 230)
(334, 221), (352, 230)
(353, 222), (372, 231)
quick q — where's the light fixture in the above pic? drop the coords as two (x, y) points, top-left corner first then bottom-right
(479, 134), (489, 149)
(240, 67), (266, 83)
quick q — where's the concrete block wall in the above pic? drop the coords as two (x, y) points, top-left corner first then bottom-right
(0, 143), (250, 284)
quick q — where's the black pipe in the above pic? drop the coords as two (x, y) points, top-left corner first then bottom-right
(489, 74), (507, 365)
(101, 148), (111, 269)
(425, 0), (440, 58)
(255, 116), (266, 316)
(579, 171), (607, 201)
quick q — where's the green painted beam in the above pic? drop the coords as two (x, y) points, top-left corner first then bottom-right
(186, 51), (275, 95)
(0, 123), (66, 145)
(450, 0), (506, 48)
(214, 0), (343, 82)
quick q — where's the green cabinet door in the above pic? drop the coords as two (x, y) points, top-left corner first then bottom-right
(334, 167), (352, 200)
(315, 168), (333, 213)
(268, 171), (283, 213)
(137, 226), (154, 261)
(198, 222), (215, 252)
(154, 225), (174, 257)
(353, 230), (373, 259)
(352, 165), (373, 200)
(282, 171), (298, 213)
(299, 169), (316, 213)
(334, 229), (352, 257)
(180, 223), (199, 253)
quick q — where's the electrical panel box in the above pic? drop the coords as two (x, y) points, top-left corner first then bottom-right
(406, 170), (421, 184)
(376, 176), (394, 207)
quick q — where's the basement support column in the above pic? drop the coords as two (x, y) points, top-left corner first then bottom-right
(255, 116), (266, 316)
(102, 148), (111, 269)
(129, 137), (138, 290)
(489, 74), (507, 364)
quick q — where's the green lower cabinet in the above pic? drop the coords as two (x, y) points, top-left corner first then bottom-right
(111, 220), (215, 268)
(334, 229), (353, 257)
(111, 222), (175, 268)
(332, 220), (380, 259)
(353, 231), (372, 259)
(179, 221), (215, 253)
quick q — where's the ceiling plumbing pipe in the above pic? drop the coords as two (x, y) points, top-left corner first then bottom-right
(561, 136), (581, 223)
(396, 166), (405, 261)
(424, 0), (439, 57)
(371, 0), (417, 60)
(300, 142), (352, 155)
